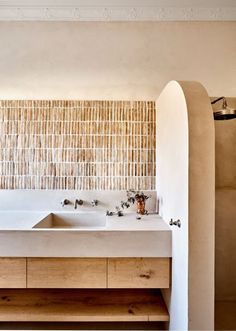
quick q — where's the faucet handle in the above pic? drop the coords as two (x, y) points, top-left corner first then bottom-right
(169, 218), (181, 228)
(106, 210), (114, 216)
(91, 199), (98, 207)
(61, 199), (71, 207)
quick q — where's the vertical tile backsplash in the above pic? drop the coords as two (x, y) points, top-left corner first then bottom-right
(0, 100), (156, 190)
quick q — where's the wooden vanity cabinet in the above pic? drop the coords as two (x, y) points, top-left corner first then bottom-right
(0, 257), (170, 322)
(0, 257), (170, 289)
(108, 258), (170, 288)
(0, 258), (26, 288)
(27, 258), (107, 288)
(27, 257), (170, 289)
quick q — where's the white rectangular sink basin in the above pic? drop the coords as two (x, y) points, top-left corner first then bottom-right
(33, 212), (106, 230)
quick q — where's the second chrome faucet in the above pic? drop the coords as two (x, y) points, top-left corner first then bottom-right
(74, 199), (84, 209)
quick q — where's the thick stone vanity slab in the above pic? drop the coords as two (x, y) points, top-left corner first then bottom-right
(0, 192), (171, 323)
(0, 212), (171, 257)
(0, 190), (171, 257)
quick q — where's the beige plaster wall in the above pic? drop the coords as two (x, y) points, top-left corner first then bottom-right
(157, 81), (215, 330)
(214, 98), (236, 301)
(182, 81), (215, 330)
(157, 81), (189, 330)
(0, 21), (236, 100)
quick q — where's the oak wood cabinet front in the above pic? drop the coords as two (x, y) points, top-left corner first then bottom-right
(108, 258), (170, 288)
(0, 257), (170, 289)
(27, 258), (107, 288)
(0, 258), (26, 288)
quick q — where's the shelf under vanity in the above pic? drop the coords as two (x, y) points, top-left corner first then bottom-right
(0, 289), (169, 322)
(0, 257), (170, 323)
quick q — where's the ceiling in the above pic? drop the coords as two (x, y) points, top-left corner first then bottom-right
(0, 0), (236, 21)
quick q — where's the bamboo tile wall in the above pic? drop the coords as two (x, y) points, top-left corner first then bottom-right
(0, 100), (156, 190)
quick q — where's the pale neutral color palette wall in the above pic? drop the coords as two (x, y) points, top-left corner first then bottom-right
(0, 22), (235, 100)
(214, 98), (236, 301)
(157, 81), (215, 330)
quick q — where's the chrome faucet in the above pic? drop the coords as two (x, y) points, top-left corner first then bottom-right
(74, 199), (83, 209)
(61, 199), (71, 207)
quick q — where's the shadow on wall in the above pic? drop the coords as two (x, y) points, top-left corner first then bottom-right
(213, 97), (236, 330)
(213, 97), (236, 317)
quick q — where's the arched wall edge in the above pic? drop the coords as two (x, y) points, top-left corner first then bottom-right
(156, 80), (215, 330)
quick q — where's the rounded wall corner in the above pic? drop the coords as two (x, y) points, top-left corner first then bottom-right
(156, 80), (215, 331)
(177, 80), (214, 127)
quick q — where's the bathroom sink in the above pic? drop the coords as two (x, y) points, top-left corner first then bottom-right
(32, 212), (106, 230)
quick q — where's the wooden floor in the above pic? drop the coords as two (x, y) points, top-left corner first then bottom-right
(0, 289), (169, 323)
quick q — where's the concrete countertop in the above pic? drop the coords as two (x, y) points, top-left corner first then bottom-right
(0, 211), (172, 257)
(106, 213), (170, 231)
(0, 211), (49, 230)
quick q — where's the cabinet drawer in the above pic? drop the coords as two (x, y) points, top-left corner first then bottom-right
(0, 258), (26, 288)
(27, 258), (106, 288)
(108, 258), (170, 288)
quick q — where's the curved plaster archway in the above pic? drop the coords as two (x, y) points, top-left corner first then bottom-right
(156, 81), (215, 330)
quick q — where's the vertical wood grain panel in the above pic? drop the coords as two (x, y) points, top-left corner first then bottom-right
(0, 100), (156, 190)
(0, 258), (26, 288)
(107, 258), (170, 289)
(27, 258), (107, 288)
